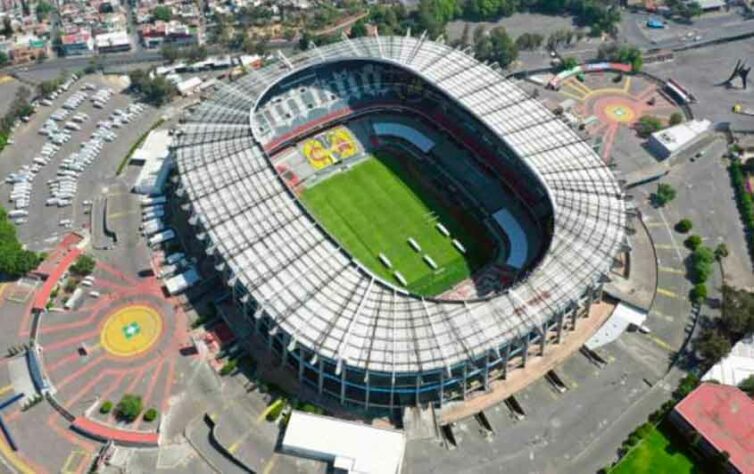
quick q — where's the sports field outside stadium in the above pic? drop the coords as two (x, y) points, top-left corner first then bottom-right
(301, 150), (494, 296)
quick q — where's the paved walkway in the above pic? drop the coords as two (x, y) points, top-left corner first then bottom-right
(438, 300), (616, 423)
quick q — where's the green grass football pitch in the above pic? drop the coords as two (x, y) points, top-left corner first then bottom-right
(300, 151), (492, 296)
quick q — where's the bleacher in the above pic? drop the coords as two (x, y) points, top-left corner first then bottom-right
(173, 36), (626, 407)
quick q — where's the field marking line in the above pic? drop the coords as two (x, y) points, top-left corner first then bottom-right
(61, 449), (87, 474)
(656, 288), (678, 299)
(657, 206), (684, 263)
(622, 76), (632, 93)
(0, 434), (35, 474)
(565, 78), (592, 95)
(653, 244), (675, 250)
(262, 454), (278, 474)
(658, 266), (684, 275)
(106, 210), (138, 220)
(558, 88), (586, 102)
(647, 335), (674, 352)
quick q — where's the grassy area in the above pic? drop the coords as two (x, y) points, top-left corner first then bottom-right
(611, 425), (695, 474)
(300, 151), (492, 296)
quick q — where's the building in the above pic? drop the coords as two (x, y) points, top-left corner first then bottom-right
(670, 383), (754, 473)
(694, 0), (725, 10)
(60, 30), (94, 56)
(94, 30), (131, 53)
(5, 35), (49, 64)
(173, 37), (626, 409)
(647, 119), (711, 159)
(282, 411), (405, 474)
(131, 129), (173, 195)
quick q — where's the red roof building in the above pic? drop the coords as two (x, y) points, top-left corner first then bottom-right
(671, 383), (754, 473)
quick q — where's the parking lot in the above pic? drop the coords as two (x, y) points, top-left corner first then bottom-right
(0, 73), (161, 252)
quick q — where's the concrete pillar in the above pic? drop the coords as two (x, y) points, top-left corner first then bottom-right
(317, 360), (324, 395)
(298, 349), (305, 383)
(281, 334), (289, 366)
(365, 374), (370, 410)
(570, 304), (578, 330)
(502, 344), (511, 379)
(540, 323), (547, 356)
(340, 366), (346, 405)
(439, 370), (445, 406)
(415, 375), (420, 406)
(483, 353), (490, 391)
(556, 312), (565, 344)
(462, 365), (468, 400)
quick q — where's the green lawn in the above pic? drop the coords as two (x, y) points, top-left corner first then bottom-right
(300, 152), (491, 296)
(611, 425), (696, 474)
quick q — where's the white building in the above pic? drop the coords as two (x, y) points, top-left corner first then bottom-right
(282, 411), (406, 474)
(132, 129), (173, 195)
(703, 334), (754, 386)
(647, 119), (711, 160)
(95, 31), (131, 53)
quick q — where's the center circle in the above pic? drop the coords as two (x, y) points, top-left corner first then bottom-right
(603, 103), (636, 123)
(100, 305), (163, 357)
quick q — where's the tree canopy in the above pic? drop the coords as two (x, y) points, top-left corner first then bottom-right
(0, 208), (42, 278)
(152, 5), (172, 22)
(473, 26), (518, 69)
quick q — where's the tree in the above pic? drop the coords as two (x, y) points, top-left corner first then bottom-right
(350, 20), (368, 38)
(669, 112), (683, 126)
(690, 246), (714, 283)
(690, 283), (707, 304)
(615, 46), (643, 72)
(561, 57), (579, 71)
(116, 394), (143, 422)
(128, 70), (177, 106)
(714, 243), (729, 260)
(675, 218), (693, 233)
(474, 26), (518, 69)
(684, 234), (703, 251)
(636, 115), (664, 138)
(739, 375), (754, 395)
(515, 33), (544, 51)
(2, 17), (11, 38)
(720, 285), (754, 337)
(152, 5), (172, 22)
(652, 183), (676, 207)
(35, 0), (55, 21)
(696, 328), (732, 362)
(143, 408), (158, 422)
(0, 207), (42, 277)
(160, 44), (179, 63)
(70, 254), (95, 276)
(99, 400), (113, 414)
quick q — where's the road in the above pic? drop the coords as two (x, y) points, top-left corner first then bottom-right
(3, 50), (163, 80)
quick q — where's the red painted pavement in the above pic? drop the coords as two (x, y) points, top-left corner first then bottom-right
(71, 417), (159, 447)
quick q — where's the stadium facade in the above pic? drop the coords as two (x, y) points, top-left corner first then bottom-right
(173, 35), (627, 409)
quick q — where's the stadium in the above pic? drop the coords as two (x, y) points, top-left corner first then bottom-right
(173, 36), (627, 409)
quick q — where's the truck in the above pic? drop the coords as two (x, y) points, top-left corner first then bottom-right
(141, 195), (167, 207)
(148, 229), (175, 246)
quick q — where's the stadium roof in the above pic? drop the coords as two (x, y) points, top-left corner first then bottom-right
(174, 36), (626, 375)
(673, 383), (754, 472)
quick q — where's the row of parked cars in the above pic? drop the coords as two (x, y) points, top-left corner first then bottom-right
(43, 84), (121, 210)
(4, 142), (63, 224)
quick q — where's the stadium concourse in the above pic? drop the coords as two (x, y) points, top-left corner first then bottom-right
(172, 36), (627, 410)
